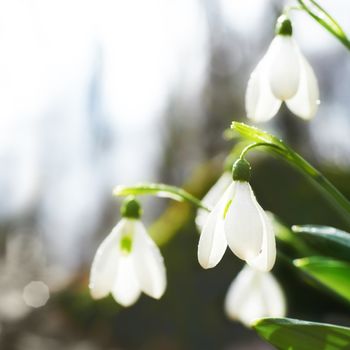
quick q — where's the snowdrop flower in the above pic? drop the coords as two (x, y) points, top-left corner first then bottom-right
(89, 197), (166, 307)
(246, 15), (319, 122)
(224, 265), (286, 327)
(196, 172), (232, 231)
(198, 158), (276, 271)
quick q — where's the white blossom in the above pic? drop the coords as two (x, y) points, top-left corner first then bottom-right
(246, 16), (319, 122)
(196, 172), (232, 231)
(198, 179), (276, 272)
(89, 218), (166, 307)
(224, 265), (286, 327)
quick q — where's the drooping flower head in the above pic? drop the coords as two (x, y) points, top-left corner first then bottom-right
(89, 197), (166, 307)
(198, 158), (276, 272)
(224, 265), (286, 327)
(246, 15), (319, 122)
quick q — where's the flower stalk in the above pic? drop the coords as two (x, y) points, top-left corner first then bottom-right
(231, 122), (350, 226)
(297, 0), (350, 51)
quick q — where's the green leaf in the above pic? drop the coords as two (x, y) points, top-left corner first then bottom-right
(294, 256), (350, 303)
(113, 183), (210, 211)
(231, 122), (350, 227)
(292, 225), (350, 262)
(297, 0), (350, 51)
(230, 122), (287, 153)
(271, 216), (314, 257)
(253, 317), (350, 350)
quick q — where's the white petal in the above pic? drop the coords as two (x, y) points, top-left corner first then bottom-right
(286, 50), (319, 120)
(197, 183), (235, 269)
(224, 182), (263, 261)
(224, 265), (262, 326)
(259, 271), (286, 320)
(246, 208), (276, 272)
(224, 265), (286, 327)
(112, 255), (141, 307)
(89, 220), (126, 299)
(246, 55), (282, 122)
(132, 222), (166, 299)
(267, 36), (300, 100)
(195, 172), (232, 231)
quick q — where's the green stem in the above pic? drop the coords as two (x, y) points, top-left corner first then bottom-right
(283, 5), (303, 15)
(242, 142), (350, 226)
(230, 122), (350, 226)
(113, 183), (210, 212)
(285, 150), (350, 225)
(240, 142), (284, 159)
(277, 250), (295, 267)
(297, 0), (350, 51)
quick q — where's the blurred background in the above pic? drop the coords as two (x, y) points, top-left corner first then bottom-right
(1, 0), (350, 349)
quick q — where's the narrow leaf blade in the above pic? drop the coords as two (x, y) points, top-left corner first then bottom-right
(292, 225), (350, 262)
(230, 122), (287, 150)
(254, 317), (350, 350)
(113, 183), (209, 211)
(294, 256), (350, 303)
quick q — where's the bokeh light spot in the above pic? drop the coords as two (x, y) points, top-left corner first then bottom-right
(22, 281), (50, 308)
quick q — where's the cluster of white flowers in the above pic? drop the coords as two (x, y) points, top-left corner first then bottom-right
(89, 14), (318, 326)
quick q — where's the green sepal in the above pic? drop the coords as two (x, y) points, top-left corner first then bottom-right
(232, 158), (251, 182)
(120, 196), (142, 219)
(276, 15), (293, 36)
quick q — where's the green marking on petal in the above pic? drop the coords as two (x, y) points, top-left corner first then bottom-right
(223, 200), (232, 219)
(120, 234), (133, 254)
